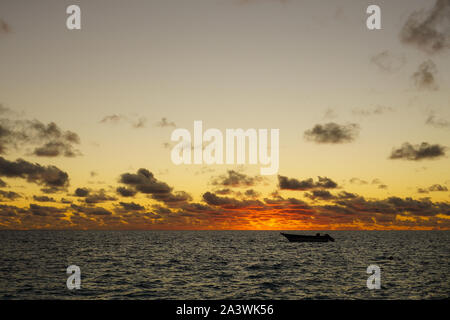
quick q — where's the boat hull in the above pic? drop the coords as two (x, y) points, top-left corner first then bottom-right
(280, 233), (334, 242)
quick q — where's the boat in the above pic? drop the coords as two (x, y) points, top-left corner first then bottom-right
(281, 232), (334, 242)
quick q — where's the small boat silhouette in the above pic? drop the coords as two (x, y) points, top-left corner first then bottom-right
(281, 232), (334, 242)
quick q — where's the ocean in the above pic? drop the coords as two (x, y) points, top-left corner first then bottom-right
(0, 230), (448, 299)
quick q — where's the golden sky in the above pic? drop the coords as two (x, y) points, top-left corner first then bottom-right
(0, 0), (449, 230)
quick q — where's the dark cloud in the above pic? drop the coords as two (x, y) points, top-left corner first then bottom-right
(278, 175), (338, 190)
(33, 195), (55, 202)
(418, 184), (448, 193)
(33, 141), (80, 157)
(119, 168), (172, 195)
(305, 190), (335, 201)
(305, 190), (357, 201)
(0, 157), (69, 192)
(29, 204), (65, 217)
(152, 191), (192, 206)
(370, 51), (406, 72)
(389, 142), (446, 161)
(119, 202), (145, 211)
(336, 191), (358, 199)
(412, 60), (439, 90)
(0, 190), (21, 201)
(156, 117), (176, 128)
(151, 204), (174, 215)
(0, 117), (81, 157)
(74, 187), (90, 197)
(400, 0), (450, 54)
(211, 170), (264, 188)
(244, 189), (260, 198)
(370, 178), (388, 189)
(328, 196), (450, 218)
(83, 190), (117, 204)
(215, 188), (232, 195)
(0, 204), (21, 217)
(304, 122), (359, 144)
(116, 186), (137, 197)
(429, 184), (448, 192)
(0, 20), (11, 34)
(202, 192), (263, 209)
(71, 204), (112, 216)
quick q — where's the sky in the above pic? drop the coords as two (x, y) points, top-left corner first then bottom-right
(0, 0), (449, 230)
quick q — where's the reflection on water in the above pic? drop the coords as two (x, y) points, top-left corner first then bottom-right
(0, 230), (448, 299)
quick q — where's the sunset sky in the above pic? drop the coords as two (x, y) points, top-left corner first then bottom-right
(0, 0), (449, 230)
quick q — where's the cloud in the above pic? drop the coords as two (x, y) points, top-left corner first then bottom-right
(0, 190), (21, 201)
(0, 178), (7, 187)
(244, 189), (260, 198)
(426, 114), (450, 128)
(119, 168), (172, 195)
(116, 186), (137, 197)
(74, 187), (90, 197)
(132, 117), (147, 128)
(156, 117), (176, 128)
(0, 157), (69, 192)
(336, 191), (358, 199)
(81, 189), (117, 204)
(99, 114), (125, 124)
(400, 0), (450, 54)
(349, 177), (368, 185)
(304, 122), (359, 144)
(418, 184), (448, 193)
(71, 204), (112, 216)
(323, 108), (338, 120)
(215, 188), (232, 195)
(278, 175), (338, 190)
(429, 184), (448, 191)
(352, 106), (394, 117)
(370, 178), (388, 189)
(151, 191), (192, 207)
(32, 195), (55, 202)
(202, 191), (263, 209)
(33, 141), (80, 157)
(29, 204), (65, 217)
(119, 201), (145, 211)
(330, 196), (450, 218)
(0, 20), (11, 34)
(305, 190), (335, 201)
(304, 190), (358, 201)
(412, 60), (439, 90)
(211, 170), (265, 188)
(99, 114), (147, 128)
(389, 142), (446, 161)
(0, 117), (81, 157)
(370, 51), (406, 72)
